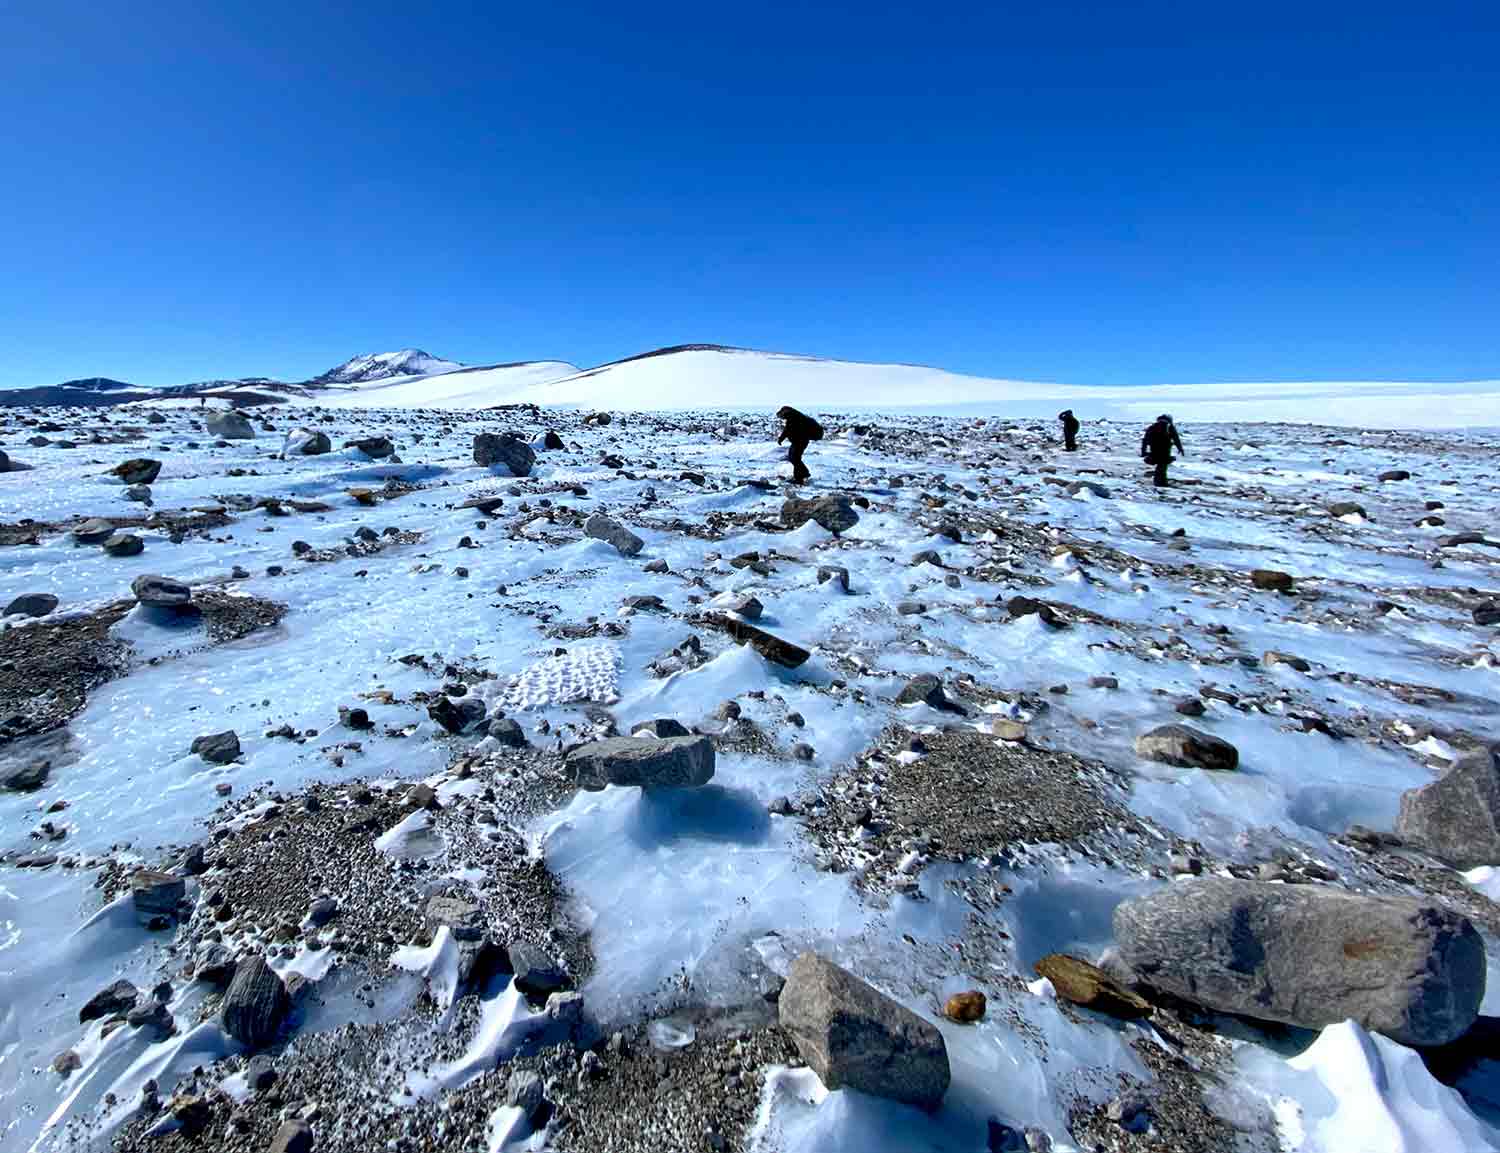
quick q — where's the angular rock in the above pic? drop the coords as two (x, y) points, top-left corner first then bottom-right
(779, 951), (950, 1110)
(704, 613), (810, 668)
(584, 512), (644, 557)
(1328, 501), (1367, 518)
(1006, 596), (1064, 628)
(1134, 724), (1238, 771)
(346, 435), (393, 458)
(221, 955), (291, 1049)
(488, 717), (529, 747)
(1396, 747), (1500, 869)
(543, 431), (566, 451)
(1263, 650), (1311, 672)
(1250, 569), (1295, 592)
(428, 694), (487, 734)
(102, 533), (144, 557)
(124, 484), (152, 503)
(1444, 533), (1491, 548)
(1066, 480), (1110, 499)
(4, 592), (58, 618)
(425, 894), (484, 942)
(726, 595), (764, 620)
(112, 458), (161, 485)
(988, 718), (1027, 742)
(817, 566), (851, 593)
(1, 758), (50, 791)
(131, 870), (186, 921)
(781, 494), (859, 535)
(894, 674), (966, 715)
(80, 978), (139, 1024)
(132, 573), (192, 607)
(1113, 877), (1485, 1046)
(506, 1069), (547, 1120)
(630, 718), (691, 739)
(268, 1119), (314, 1153)
(508, 942), (568, 998)
(567, 735), (715, 790)
(284, 428), (331, 456)
(473, 432), (536, 476)
(1034, 953), (1151, 1019)
(1378, 469), (1410, 482)
(191, 730), (241, 764)
(206, 410), (255, 439)
(1476, 601), (1500, 627)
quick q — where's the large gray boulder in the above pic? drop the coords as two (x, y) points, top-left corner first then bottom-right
(1113, 878), (1485, 1046)
(584, 513), (644, 557)
(473, 433), (535, 476)
(779, 952), (950, 1110)
(221, 955), (291, 1049)
(1396, 747), (1500, 868)
(206, 410), (255, 440)
(781, 495), (859, 535)
(1134, 724), (1239, 771)
(567, 735), (715, 791)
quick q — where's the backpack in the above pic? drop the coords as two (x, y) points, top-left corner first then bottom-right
(807, 417), (825, 441)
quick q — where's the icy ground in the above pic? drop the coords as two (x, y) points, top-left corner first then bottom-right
(2, 403), (1499, 1153)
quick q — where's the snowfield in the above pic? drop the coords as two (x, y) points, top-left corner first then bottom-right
(1, 394), (1499, 1153)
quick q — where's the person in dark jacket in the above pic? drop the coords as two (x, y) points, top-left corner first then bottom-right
(1058, 409), (1080, 452)
(776, 406), (822, 484)
(1140, 414), (1185, 487)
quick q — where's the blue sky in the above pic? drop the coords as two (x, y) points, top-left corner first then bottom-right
(2, 1), (1496, 389)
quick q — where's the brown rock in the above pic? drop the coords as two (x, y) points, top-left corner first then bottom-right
(944, 990), (987, 1022)
(1034, 953), (1152, 1020)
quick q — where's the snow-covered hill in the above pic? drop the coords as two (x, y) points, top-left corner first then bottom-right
(500, 347), (1500, 429)
(311, 349), (464, 385)
(309, 360), (581, 410)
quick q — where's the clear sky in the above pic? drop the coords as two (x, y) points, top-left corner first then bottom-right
(2, 1), (1496, 389)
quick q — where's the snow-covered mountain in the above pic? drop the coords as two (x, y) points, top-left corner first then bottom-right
(6, 344), (1498, 427)
(311, 348), (464, 385)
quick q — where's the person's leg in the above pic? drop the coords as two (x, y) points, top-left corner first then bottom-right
(1064, 435), (1077, 452)
(1153, 457), (1169, 486)
(789, 439), (811, 483)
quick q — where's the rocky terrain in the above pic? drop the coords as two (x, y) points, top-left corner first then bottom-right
(2, 399), (1499, 1153)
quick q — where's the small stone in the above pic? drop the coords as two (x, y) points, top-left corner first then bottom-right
(945, 990), (987, 1022)
(1250, 569), (1295, 592)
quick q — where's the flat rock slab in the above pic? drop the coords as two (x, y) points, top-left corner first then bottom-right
(704, 613), (810, 668)
(779, 951), (950, 1110)
(567, 734), (715, 790)
(1113, 877), (1485, 1046)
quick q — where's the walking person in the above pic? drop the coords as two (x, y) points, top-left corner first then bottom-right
(776, 405), (824, 485)
(1140, 414), (1185, 487)
(1058, 409), (1080, 452)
